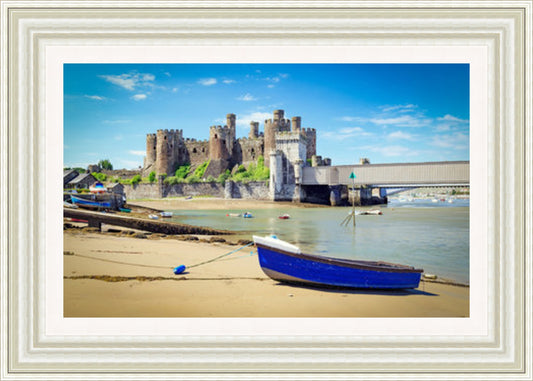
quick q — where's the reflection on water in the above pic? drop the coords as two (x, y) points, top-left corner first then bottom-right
(170, 199), (470, 285)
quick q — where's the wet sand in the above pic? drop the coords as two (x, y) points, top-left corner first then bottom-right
(64, 226), (469, 318)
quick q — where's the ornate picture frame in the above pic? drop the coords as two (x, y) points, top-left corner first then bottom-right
(1, 1), (531, 379)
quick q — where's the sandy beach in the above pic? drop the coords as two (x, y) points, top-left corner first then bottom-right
(128, 197), (326, 211)
(64, 200), (469, 317)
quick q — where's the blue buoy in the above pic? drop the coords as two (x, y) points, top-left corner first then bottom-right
(173, 265), (186, 275)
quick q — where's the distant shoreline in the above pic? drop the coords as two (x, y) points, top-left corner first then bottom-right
(128, 197), (327, 211)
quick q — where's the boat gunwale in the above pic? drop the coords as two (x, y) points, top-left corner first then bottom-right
(255, 243), (423, 274)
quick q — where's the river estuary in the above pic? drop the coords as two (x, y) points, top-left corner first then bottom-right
(169, 198), (470, 285)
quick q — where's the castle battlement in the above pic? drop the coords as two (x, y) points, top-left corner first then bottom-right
(144, 109), (320, 177)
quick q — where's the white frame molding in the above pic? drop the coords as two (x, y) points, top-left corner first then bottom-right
(1, 1), (531, 380)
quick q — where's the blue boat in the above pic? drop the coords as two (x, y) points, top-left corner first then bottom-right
(253, 236), (423, 289)
(70, 194), (112, 209)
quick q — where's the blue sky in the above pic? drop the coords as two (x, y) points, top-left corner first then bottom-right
(64, 63), (469, 169)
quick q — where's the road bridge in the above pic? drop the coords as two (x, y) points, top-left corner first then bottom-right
(301, 161), (469, 187)
(292, 161), (469, 205)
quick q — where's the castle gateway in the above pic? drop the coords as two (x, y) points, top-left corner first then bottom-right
(143, 109), (329, 201)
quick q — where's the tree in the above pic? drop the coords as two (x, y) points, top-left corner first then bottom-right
(98, 159), (113, 170)
(148, 171), (156, 183)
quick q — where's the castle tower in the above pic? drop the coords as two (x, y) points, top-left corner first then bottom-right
(153, 129), (182, 176)
(145, 133), (157, 167)
(273, 109), (284, 122)
(291, 116), (301, 132)
(302, 128), (317, 160)
(226, 113), (236, 153)
(249, 121), (259, 139)
(155, 130), (170, 175)
(209, 126), (230, 161)
(264, 111), (279, 167)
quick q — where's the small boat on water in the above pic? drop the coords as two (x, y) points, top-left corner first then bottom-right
(160, 211), (173, 218)
(243, 212), (253, 218)
(226, 213), (241, 217)
(119, 207), (131, 213)
(148, 214), (159, 220)
(253, 235), (423, 289)
(358, 209), (382, 215)
(278, 214), (291, 219)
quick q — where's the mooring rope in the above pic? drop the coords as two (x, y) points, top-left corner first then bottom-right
(186, 242), (254, 269)
(65, 242), (255, 271)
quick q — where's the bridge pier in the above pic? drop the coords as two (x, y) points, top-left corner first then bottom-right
(329, 186), (342, 206)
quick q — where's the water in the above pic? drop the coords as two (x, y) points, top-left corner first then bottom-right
(169, 198), (470, 285)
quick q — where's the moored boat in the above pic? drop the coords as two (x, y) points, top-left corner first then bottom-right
(89, 182), (106, 194)
(70, 194), (112, 210)
(253, 235), (423, 289)
(226, 213), (241, 217)
(148, 214), (159, 220)
(358, 209), (382, 215)
(243, 212), (253, 218)
(119, 207), (131, 213)
(278, 214), (291, 219)
(160, 211), (173, 218)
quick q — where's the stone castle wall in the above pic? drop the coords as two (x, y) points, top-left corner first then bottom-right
(123, 181), (269, 200)
(183, 139), (209, 167)
(235, 137), (264, 166)
(143, 109), (319, 179)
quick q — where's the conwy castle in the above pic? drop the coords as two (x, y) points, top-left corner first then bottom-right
(143, 109), (332, 201)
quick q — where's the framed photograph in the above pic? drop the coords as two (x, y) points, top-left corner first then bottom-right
(1, 1), (531, 379)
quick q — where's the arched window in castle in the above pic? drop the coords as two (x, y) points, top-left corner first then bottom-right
(202, 147), (205, 153)
(214, 134), (218, 139)
(193, 148), (197, 154)
(251, 148), (255, 153)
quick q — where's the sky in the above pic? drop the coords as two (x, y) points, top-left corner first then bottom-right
(64, 63), (469, 170)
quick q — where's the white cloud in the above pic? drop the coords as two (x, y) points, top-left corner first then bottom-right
(370, 115), (430, 128)
(132, 94), (147, 101)
(129, 150), (145, 156)
(237, 93), (257, 101)
(323, 127), (373, 139)
(437, 114), (468, 123)
(198, 78), (217, 86)
(114, 135), (123, 141)
(84, 95), (107, 101)
(100, 72), (156, 91)
(435, 124), (451, 132)
(267, 84), (275, 88)
(235, 111), (272, 129)
(387, 131), (415, 140)
(222, 79), (236, 84)
(431, 132), (469, 149)
(338, 116), (365, 122)
(381, 104), (417, 113)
